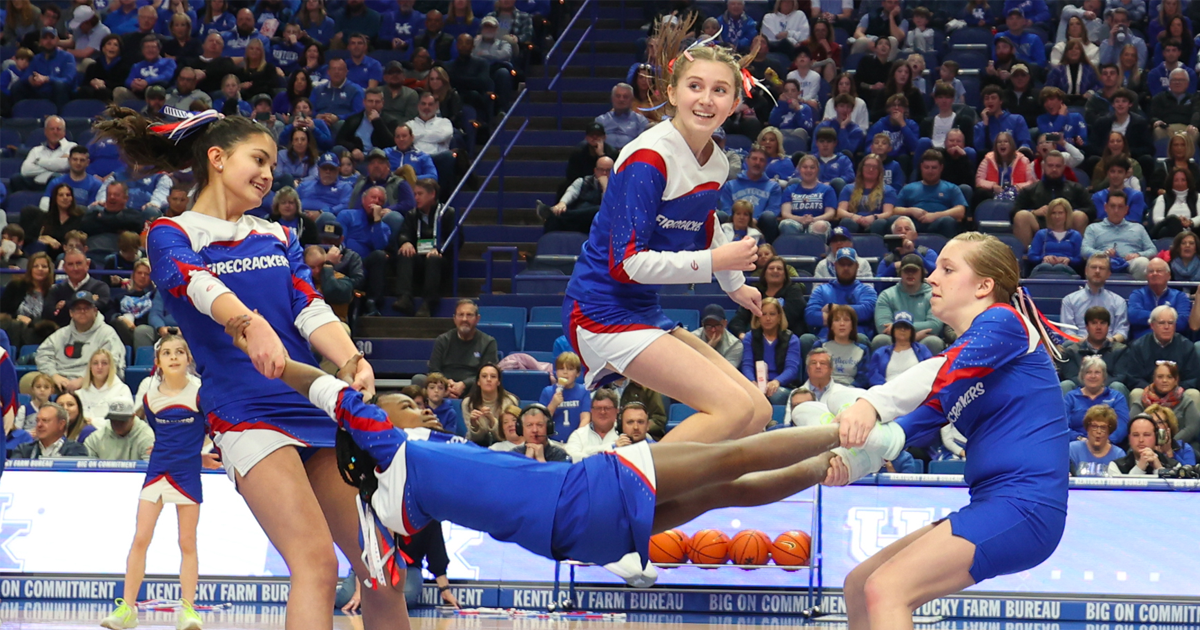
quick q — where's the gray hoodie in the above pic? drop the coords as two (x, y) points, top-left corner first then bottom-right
(35, 316), (126, 380)
(873, 281), (944, 338)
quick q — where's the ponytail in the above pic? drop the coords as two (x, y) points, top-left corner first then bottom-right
(92, 105), (274, 197)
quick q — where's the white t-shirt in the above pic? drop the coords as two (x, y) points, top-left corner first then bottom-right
(885, 347), (919, 381)
(931, 113), (956, 148)
(786, 69), (823, 101)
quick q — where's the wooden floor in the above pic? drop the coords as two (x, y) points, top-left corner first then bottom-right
(0, 604), (840, 629)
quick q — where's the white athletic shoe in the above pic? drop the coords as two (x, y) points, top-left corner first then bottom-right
(789, 401), (836, 427)
(824, 387), (868, 415)
(829, 422), (908, 484)
(603, 552), (658, 588)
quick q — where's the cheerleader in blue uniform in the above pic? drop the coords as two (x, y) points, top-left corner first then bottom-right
(95, 105), (409, 629)
(827, 232), (1072, 630)
(562, 17), (773, 444)
(103, 336), (211, 630)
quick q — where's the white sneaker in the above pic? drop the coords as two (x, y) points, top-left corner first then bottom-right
(829, 422), (907, 484)
(603, 552), (658, 588)
(824, 388), (868, 415)
(790, 401), (836, 427)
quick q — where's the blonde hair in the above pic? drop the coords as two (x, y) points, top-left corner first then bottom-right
(1045, 198), (1071, 228)
(1144, 404), (1180, 438)
(651, 14), (757, 118)
(556, 351), (582, 371)
(731, 199), (756, 225)
(87, 348), (118, 390)
(751, 297), (789, 332)
(849, 154), (886, 215)
(949, 232), (1020, 304)
(756, 127), (786, 158)
(29, 372), (57, 398)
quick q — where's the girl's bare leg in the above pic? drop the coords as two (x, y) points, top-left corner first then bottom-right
(122, 498), (166, 603)
(176, 503), (200, 604)
(842, 523), (937, 630)
(859, 521), (976, 630)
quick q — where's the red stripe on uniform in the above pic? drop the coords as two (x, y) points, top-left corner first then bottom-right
(704, 209), (717, 248)
(921, 345), (994, 407)
(571, 303), (659, 336)
(566, 301), (587, 372)
(335, 390), (394, 433)
(168, 259), (210, 299)
(292, 275), (321, 307)
(608, 228), (641, 284)
(209, 230), (287, 248)
(684, 181), (720, 197)
(617, 149), (667, 179)
(207, 412), (310, 445)
(142, 473), (200, 504)
(613, 452), (657, 495)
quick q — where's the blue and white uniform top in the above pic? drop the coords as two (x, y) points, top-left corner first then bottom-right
(142, 378), (207, 503)
(861, 304), (1070, 510)
(563, 122), (745, 388)
(146, 212), (340, 448)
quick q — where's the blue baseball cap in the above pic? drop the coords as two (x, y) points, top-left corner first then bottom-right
(317, 152), (339, 169)
(892, 311), (915, 327)
(827, 226), (851, 244)
(711, 126), (726, 139)
(836, 247), (857, 262)
(70, 290), (96, 308)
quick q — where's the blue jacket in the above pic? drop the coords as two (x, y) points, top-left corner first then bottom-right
(379, 9), (425, 51)
(222, 30), (272, 58)
(818, 153), (856, 185)
(346, 55), (384, 90)
(1035, 112), (1089, 145)
(866, 117), (920, 157)
(429, 398), (463, 437)
(336, 207), (392, 258)
(1044, 65), (1100, 100)
(765, 157), (796, 182)
(42, 174), (103, 209)
(1028, 229), (1083, 266)
(296, 178), (354, 215)
(805, 279), (879, 338)
(312, 80), (365, 120)
(148, 290), (178, 331)
(866, 342), (933, 387)
(815, 119), (865, 154)
(384, 147), (438, 181)
(719, 173), (783, 218)
(270, 40), (305, 75)
(0, 64), (30, 96)
(127, 57), (176, 88)
(1127, 286), (1192, 339)
(1093, 187), (1147, 224)
(198, 12), (237, 38)
(29, 49), (77, 88)
(104, 5), (141, 35)
(298, 16), (337, 46)
(974, 110), (1032, 153)
(881, 158), (906, 191)
(717, 13), (758, 51)
(769, 102), (815, 135)
(1005, 0), (1051, 23)
(1063, 387), (1129, 443)
(998, 30), (1046, 66)
(279, 120), (333, 152)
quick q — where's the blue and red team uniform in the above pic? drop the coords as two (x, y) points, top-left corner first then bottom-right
(147, 213), (342, 478)
(307, 376), (658, 566)
(0, 348), (19, 479)
(861, 304), (1070, 583)
(141, 379), (207, 504)
(562, 122), (746, 389)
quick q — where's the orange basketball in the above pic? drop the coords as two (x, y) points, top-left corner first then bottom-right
(728, 530), (772, 567)
(772, 530), (812, 567)
(649, 529), (691, 564)
(688, 529), (731, 566)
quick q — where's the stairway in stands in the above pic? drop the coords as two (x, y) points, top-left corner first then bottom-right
(355, 1), (641, 360)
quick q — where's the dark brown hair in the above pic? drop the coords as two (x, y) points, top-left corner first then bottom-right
(92, 106), (274, 196)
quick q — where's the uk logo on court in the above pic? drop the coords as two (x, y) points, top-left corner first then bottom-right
(0, 495), (30, 571)
(845, 507), (954, 563)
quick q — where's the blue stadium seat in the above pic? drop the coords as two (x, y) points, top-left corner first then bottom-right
(524, 351), (555, 363)
(523, 322), (562, 352)
(916, 234), (947, 252)
(995, 234), (1027, 264)
(976, 200), (1014, 233)
(4, 191), (42, 213)
(725, 134), (753, 152)
(662, 308), (699, 331)
(530, 232), (586, 274)
(0, 128), (21, 154)
(504, 370), (551, 401)
(929, 459), (966, 474)
(479, 306), (527, 350)
(666, 403), (696, 432)
(1155, 237), (1173, 251)
(61, 99), (107, 119)
(17, 393), (30, 408)
(772, 405), (786, 425)
(12, 99), (56, 119)
(513, 274), (569, 294)
(943, 50), (988, 71)
(773, 234), (825, 259)
(850, 234), (886, 260)
(477, 322), (517, 355)
(948, 27), (994, 49)
(782, 134), (807, 155)
(135, 346), (155, 366)
(355, 338), (435, 375)
(0, 157), (22, 184)
(529, 306), (560, 323)
(1074, 169), (1090, 189)
(960, 75), (982, 109)
(125, 366), (153, 392)
(18, 345), (38, 361)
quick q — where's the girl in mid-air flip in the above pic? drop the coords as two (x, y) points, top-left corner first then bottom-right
(827, 232), (1072, 629)
(94, 107), (408, 630)
(103, 336), (214, 630)
(562, 16), (773, 444)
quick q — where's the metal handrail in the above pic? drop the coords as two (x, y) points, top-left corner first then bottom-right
(542, 0), (594, 78)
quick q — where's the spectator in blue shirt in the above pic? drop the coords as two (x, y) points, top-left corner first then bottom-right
(1029, 198), (1085, 275)
(719, 148), (784, 242)
(13, 29), (77, 111)
(345, 32), (384, 89)
(865, 93), (920, 161)
(270, 23), (306, 75)
(1146, 39), (1197, 96)
(1037, 88), (1090, 150)
(333, 0), (383, 49)
(594, 83), (650, 150)
(296, 153), (354, 219)
(891, 150), (967, 239)
(296, 0), (337, 47)
(198, 0), (237, 38)
(1, 47), (33, 102)
(39, 147), (103, 212)
(975, 85), (1033, 153)
(279, 98), (333, 152)
(222, 9), (271, 62)
(126, 35), (176, 98)
(779, 155), (839, 235)
(1005, 0), (1052, 24)
(868, 134), (907, 191)
(813, 127), (855, 192)
(815, 93), (865, 155)
(717, 0), (758, 53)
(385, 124), (439, 181)
(313, 58), (366, 123)
(539, 352), (591, 439)
(104, 0), (142, 35)
(997, 9), (1047, 66)
(836, 154), (896, 234)
(378, 0), (425, 54)
(1099, 8), (1148, 67)
(768, 79), (816, 143)
(1127, 258), (1193, 339)
(1093, 159), (1146, 223)
(1068, 403), (1127, 474)
(211, 73), (252, 117)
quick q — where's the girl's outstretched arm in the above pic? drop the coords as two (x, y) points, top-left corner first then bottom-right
(224, 314), (360, 399)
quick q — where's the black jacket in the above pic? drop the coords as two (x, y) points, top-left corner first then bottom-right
(920, 112), (975, 150)
(269, 214), (319, 247)
(334, 111), (396, 153)
(0, 279), (41, 319)
(1149, 90), (1200, 127)
(81, 207), (146, 256)
(1014, 178), (1096, 220)
(12, 439), (89, 459)
(396, 204), (458, 252)
(237, 62), (281, 100)
(729, 281), (808, 338)
(415, 31), (456, 63)
(43, 276), (113, 326)
(184, 55), (239, 94)
(1004, 88), (1042, 130)
(1089, 114), (1153, 158)
(447, 56), (494, 95)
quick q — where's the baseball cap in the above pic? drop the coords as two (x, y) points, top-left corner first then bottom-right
(384, 60), (405, 75)
(41, 26), (57, 37)
(252, 93), (272, 105)
(995, 34), (1015, 48)
(892, 311), (915, 328)
(1010, 63), (1030, 75)
(481, 16), (499, 27)
(585, 122), (606, 136)
(826, 226), (852, 244)
(900, 253), (926, 272)
(701, 304), (726, 324)
(367, 148), (389, 162)
(319, 221), (343, 240)
(146, 85), (167, 100)
(1006, 7), (1024, 16)
(69, 6), (96, 30)
(836, 247), (857, 262)
(70, 290), (96, 309)
(107, 399), (135, 422)
(317, 152), (339, 168)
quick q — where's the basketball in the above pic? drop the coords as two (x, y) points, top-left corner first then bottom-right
(772, 531), (812, 567)
(728, 530), (772, 566)
(649, 529), (691, 564)
(688, 529), (731, 565)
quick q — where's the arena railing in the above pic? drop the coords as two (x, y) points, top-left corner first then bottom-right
(439, 0), (601, 294)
